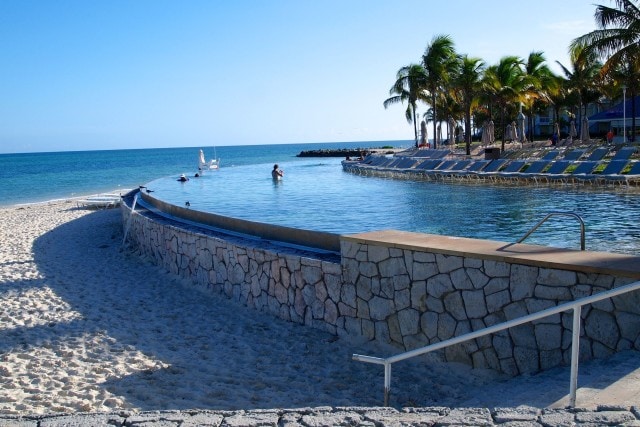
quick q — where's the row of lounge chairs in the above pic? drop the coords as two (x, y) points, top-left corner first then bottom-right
(343, 146), (640, 186)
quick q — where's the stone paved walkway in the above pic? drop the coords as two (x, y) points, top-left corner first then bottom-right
(2, 405), (640, 426)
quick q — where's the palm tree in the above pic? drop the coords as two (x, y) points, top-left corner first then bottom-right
(521, 51), (557, 141)
(451, 55), (485, 154)
(571, 0), (640, 140)
(422, 35), (457, 148)
(383, 64), (428, 146)
(555, 45), (602, 122)
(482, 56), (527, 151)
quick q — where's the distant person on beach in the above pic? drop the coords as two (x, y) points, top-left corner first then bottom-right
(607, 129), (614, 144)
(177, 174), (189, 182)
(272, 164), (284, 180)
(551, 132), (558, 146)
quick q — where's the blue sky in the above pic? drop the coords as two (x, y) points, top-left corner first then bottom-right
(0, 0), (599, 153)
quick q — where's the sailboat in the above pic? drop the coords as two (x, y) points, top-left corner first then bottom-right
(198, 149), (220, 171)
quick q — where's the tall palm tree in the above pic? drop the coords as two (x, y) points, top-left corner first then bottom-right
(521, 51), (557, 141)
(422, 35), (457, 149)
(555, 45), (602, 121)
(383, 64), (428, 146)
(451, 55), (485, 154)
(482, 56), (527, 151)
(571, 0), (640, 141)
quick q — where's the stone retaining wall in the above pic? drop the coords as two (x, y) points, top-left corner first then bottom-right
(340, 232), (640, 376)
(122, 196), (640, 376)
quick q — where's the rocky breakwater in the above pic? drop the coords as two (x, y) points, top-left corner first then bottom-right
(296, 147), (395, 157)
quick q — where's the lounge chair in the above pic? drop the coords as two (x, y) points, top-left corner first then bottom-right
(456, 160), (491, 179)
(622, 162), (640, 185)
(479, 158), (508, 173)
(540, 150), (561, 161)
(432, 160), (472, 179)
(562, 149), (586, 161)
(540, 160), (573, 183)
(590, 160), (630, 185)
(514, 160), (552, 182)
(493, 160), (527, 180)
(610, 146), (637, 161)
(585, 147), (609, 161)
(423, 160), (458, 179)
(469, 158), (508, 179)
(414, 159), (443, 170)
(565, 161), (600, 183)
(76, 194), (122, 209)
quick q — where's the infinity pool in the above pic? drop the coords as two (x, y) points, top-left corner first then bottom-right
(145, 158), (640, 255)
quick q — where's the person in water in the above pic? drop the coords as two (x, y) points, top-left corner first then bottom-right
(177, 174), (189, 182)
(272, 164), (284, 179)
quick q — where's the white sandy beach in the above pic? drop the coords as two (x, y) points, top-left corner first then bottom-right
(0, 199), (638, 415)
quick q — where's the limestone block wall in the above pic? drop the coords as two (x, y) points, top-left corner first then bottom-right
(122, 198), (640, 377)
(122, 205), (345, 335)
(340, 233), (640, 376)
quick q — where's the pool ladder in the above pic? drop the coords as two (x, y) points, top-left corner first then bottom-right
(516, 211), (585, 250)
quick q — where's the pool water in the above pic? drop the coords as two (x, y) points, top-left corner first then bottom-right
(145, 158), (640, 255)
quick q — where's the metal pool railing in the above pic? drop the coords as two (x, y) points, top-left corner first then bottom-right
(353, 279), (640, 407)
(517, 211), (586, 250)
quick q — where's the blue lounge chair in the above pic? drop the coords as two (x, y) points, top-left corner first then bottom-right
(598, 160), (629, 176)
(592, 160), (631, 185)
(541, 150), (561, 161)
(566, 161), (600, 182)
(414, 159), (443, 170)
(562, 149), (586, 161)
(522, 160), (551, 174)
(611, 146), (637, 161)
(480, 158), (508, 173)
(433, 160), (472, 179)
(514, 160), (552, 182)
(424, 160), (458, 178)
(541, 160), (573, 182)
(466, 160), (491, 172)
(585, 147), (609, 161)
(623, 162), (640, 185)
(494, 160), (527, 180)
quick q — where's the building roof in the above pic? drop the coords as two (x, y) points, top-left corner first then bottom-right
(589, 96), (640, 122)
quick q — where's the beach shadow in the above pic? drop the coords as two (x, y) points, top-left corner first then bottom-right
(25, 209), (640, 411)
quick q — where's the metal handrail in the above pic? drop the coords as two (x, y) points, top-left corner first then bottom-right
(516, 211), (586, 250)
(353, 279), (640, 407)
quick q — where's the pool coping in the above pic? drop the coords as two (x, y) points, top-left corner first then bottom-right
(342, 230), (640, 279)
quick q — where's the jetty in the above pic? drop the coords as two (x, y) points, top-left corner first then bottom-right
(296, 147), (396, 157)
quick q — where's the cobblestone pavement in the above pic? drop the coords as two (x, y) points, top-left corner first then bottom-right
(2, 405), (640, 426)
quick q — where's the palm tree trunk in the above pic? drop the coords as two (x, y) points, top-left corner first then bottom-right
(631, 92), (636, 143)
(412, 104), (418, 147)
(465, 102), (472, 155)
(432, 94), (438, 149)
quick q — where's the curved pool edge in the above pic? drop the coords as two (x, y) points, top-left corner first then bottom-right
(138, 190), (341, 253)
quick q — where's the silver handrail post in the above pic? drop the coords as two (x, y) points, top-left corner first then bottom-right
(569, 305), (582, 407)
(384, 362), (391, 407)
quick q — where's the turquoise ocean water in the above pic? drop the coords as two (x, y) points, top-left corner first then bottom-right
(1, 140), (639, 255)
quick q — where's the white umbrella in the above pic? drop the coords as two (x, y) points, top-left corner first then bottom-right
(511, 121), (518, 141)
(488, 120), (495, 143)
(517, 112), (526, 143)
(447, 116), (455, 145)
(505, 123), (513, 141)
(419, 120), (427, 146)
(580, 117), (590, 143)
(481, 121), (489, 145)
